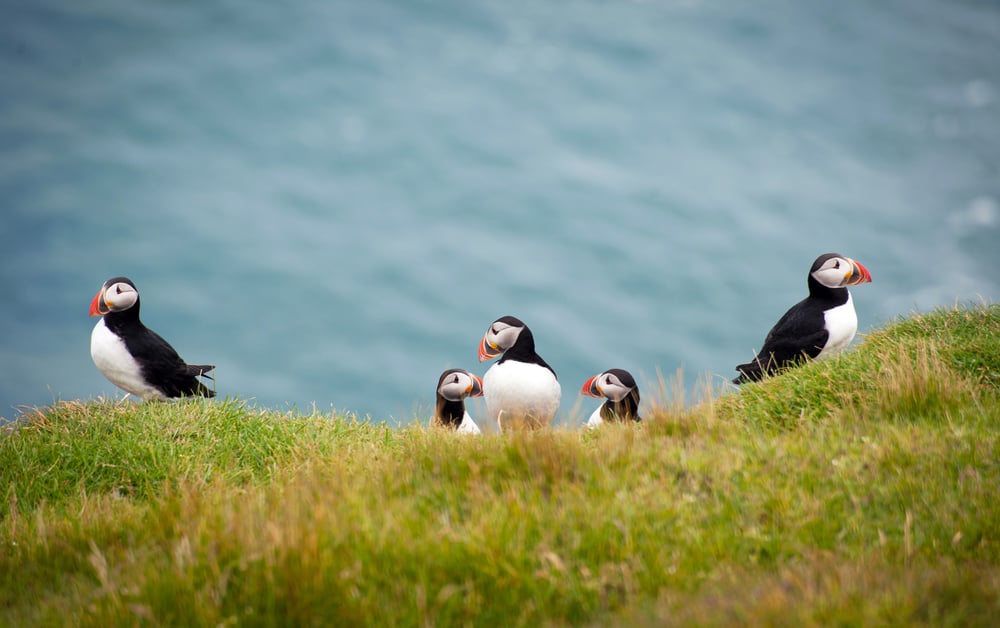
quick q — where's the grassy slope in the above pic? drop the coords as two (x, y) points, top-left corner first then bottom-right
(1, 304), (998, 626)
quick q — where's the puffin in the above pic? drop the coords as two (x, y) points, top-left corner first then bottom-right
(432, 368), (484, 434)
(478, 315), (561, 431)
(734, 253), (872, 384)
(580, 368), (642, 428)
(89, 276), (215, 400)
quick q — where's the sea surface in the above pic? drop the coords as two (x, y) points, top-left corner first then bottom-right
(2, 0), (998, 426)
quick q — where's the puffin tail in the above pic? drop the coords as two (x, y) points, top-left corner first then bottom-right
(733, 357), (767, 385)
(191, 364), (216, 398)
(187, 364), (216, 380)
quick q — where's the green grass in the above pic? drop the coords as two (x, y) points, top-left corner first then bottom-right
(2, 303), (999, 626)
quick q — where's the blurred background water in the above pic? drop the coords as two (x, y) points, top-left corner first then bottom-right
(2, 0), (998, 425)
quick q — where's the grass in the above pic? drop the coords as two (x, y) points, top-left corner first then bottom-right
(2, 303), (999, 626)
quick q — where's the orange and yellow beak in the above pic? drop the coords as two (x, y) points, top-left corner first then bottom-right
(89, 288), (109, 317)
(468, 374), (484, 398)
(846, 259), (873, 286)
(581, 374), (603, 398)
(478, 335), (501, 362)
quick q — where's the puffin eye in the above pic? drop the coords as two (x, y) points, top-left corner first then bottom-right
(116, 285), (123, 294)
(833, 261), (840, 269)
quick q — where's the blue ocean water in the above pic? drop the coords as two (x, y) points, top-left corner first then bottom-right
(2, 0), (998, 425)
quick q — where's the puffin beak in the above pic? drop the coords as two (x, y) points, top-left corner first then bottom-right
(581, 374), (603, 398)
(846, 259), (872, 286)
(468, 374), (484, 398)
(89, 289), (108, 317)
(478, 335), (501, 362)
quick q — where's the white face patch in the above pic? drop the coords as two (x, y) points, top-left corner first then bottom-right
(485, 321), (523, 353)
(598, 372), (633, 402)
(103, 282), (139, 312)
(438, 371), (475, 402)
(90, 318), (165, 400)
(811, 256), (853, 289)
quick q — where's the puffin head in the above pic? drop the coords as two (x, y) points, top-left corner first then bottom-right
(580, 368), (639, 403)
(437, 368), (484, 402)
(478, 315), (527, 362)
(89, 277), (139, 317)
(810, 253), (872, 289)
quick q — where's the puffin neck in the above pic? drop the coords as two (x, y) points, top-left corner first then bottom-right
(102, 299), (144, 333)
(807, 275), (849, 305)
(600, 390), (641, 422)
(497, 327), (537, 363)
(435, 396), (465, 428)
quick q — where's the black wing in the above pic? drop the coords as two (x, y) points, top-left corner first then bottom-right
(734, 298), (829, 384)
(127, 327), (215, 398)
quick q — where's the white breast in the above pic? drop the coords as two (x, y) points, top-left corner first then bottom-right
(90, 319), (165, 400)
(457, 411), (482, 435)
(483, 360), (561, 430)
(820, 292), (859, 357)
(585, 404), (604, 429)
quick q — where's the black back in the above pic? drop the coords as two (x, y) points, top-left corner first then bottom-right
(734, 264), (849, 384)
(495, 316), (557, 378)
(104, 295), (215, 398)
